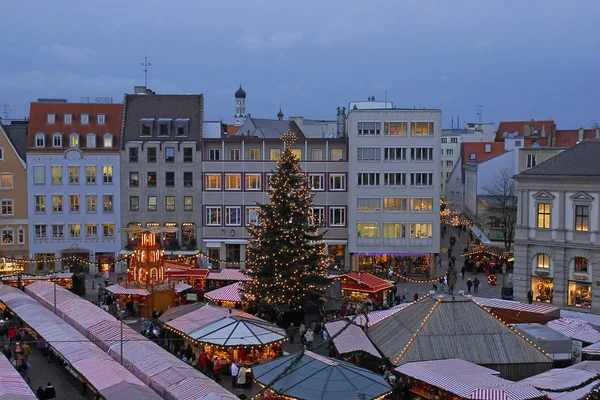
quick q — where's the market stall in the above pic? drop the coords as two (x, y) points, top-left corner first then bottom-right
(207, 268), (251, 290)
(471, 297), (561, 324)
(0, 352), (37, 400)
(204, 281), (246, 308)
(547, 318), (600, 345)
(165, 262), (209, 291)
(340, 272), (393, 308)
(519, 368), (600, 400)
(461, 246), (511, 275)
(1, 272), (73, 289)
(325, 320), (380, 361)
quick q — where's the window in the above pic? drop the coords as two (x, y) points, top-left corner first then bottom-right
(69, 224), (81, 238)
(81, 114), (89, 124)
(225, 207), (242, 226)
(140, 120), (153, 136)
(527, 154), (537, 169)
(515, 140), (522, 146)
(161, 147), (175, 163)
(103, 195), (113, 212)
(537, 203), (551, 229)
(130, 196), (139, 211)
(69, 195), (80, 213)
(246, 207), (260, 225)
(47, 113), (56, 124)
(266, 173), (275, 190)
(64, 113), (72, 124)
(0, 173), (12, 189)
(536, 254), (550, 269)
(249, 149), (260, 160)
(225, 174), (241, 190)
(358, 121), (381, 136)
(451, 137), (458, 144)
(86, 224), (98, 238)
(469, 153), (476, 160)
(329, 207), (346, 226)
(52, 133), (62, 148)
(103, 134), (113, 148)
(52, 195), (62, 213)
(34, 225), (47, 239)
(330, 174), (346, 190)
(446, 149), (454, 156)
(165, 172), (175, 187)
(384, 172), (406, 186)
(410, 173), (433, 186)
(410, 198), (433, 211)
(85, 166), (96, 184)
(489, 217), (504, 229)
(290, 149), (302, 160)
(158, 120), (170, 136)
(575, 257), (588, 272)
(33, 166), (45, 184)
(330, 149), (343, 161)
(410, 223), (432, 238)
(102, 166), (113, 184)
(87, 133), (96, 148)
(205, 174), (221, 190)
(206, 206), (222, 225)
(35, 134), (45, 148)
(1, 200), (13, 216)
(86, 195), (97, 213)
(230, 149), (241, 160)
(384, 197), (407, 211)
(269, 149), (281, 161)
(69, 134), (79, 148)
(209, 149), (221, 161)
(175, 119), (189, 136)
(166, 196), (175, 211)
(357, 147), (381, 162)
(34, 195), (45, 213)
(384, 223), (406, 238)
(384, 121), (407, 136)
(68, 166), (79, 184)
(575, 205), (589, 232)
(183, 148), (193, 163)
(446, 172), (451, 178)
(184, 196), (193, 211)
(311, 149), (323, 161)
(410, 147), (433, 161)
(51, 166), (62, 184)
(245, 174), (261, 190)
(2, 228), (13, 245)
(485, 144), (492, 153)
(357, 197), (380, 211)
(310, 207), (325, 226)
(129, 147), (138, 162)
(147, 196), (157, 211)
(51, 225), (64, 239)
(147, 172), (157, 187)
(147, 147), (157, 163)
(411, 122), (434, 136)
(384, 147), (406, 161)
(441, 138), (448, 144)
(357, 223), (379, 238)
(183, 172), (193, 187)
(358, 173), (380, 186)
(308, 174), (324, 191)
(17, 228), (24, 245)
(102, 224), (115, 238)
(446, 160), (454, 167)
(129, 172), (139, 187)
(97, 114), (106, 124)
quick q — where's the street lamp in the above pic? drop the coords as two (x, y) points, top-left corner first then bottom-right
(52, 273), (57, 314)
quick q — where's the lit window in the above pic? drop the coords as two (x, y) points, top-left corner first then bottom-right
(575, 205), (589, 232)
(308, 174), (324, 191)
(411, 122), (434, 136)
(205, 174), (221, 190)
(384, 223), (406, 238)
(446, 160), (454, 167)
(575, 257), (588, 272)
(184, 196), (193, 211)
(0, 173), (13, 189)
(537, 254), (550, 269)
(330, 149), (343, 161)
(70, 134), (79, 148)
(330, 174), (346, 190)
(35, 225), (47, 239)
(1, 200), (13, 216)
(357, 198), (380, 211)
(64, 114), (72, 124)
(52, 133), (62, 148)
(68, 166), (79, 184)
(269, 149), (281, 161)
(102, 223), (115, 238)
(69, 195), (80, 213)
(310, 207), (325, 226)
(47, 114), (56, 124)
(103, 134), (113, 148)
(81, 114), (89, 124)
(357, 223), (379, 238)
(245, 174), (261, 190)
(130, 172), (139, 187)
(537, 203), (551, 229)
(86, 195), (97, 213)
(410, 223), (432, 238)
(51, 166), (62, 184)
(249, 149), (260, 160)
(206, 206), (222, 225)
(290, 149), (302, 160)
(102, 165), (113, 184)
(147, 172), (157, 187)
(329, 207), (346, 226)
(69, 224), (81, 238)
(52, 225), (64, 239)
(166, 196), (175, 211)
(97, 114), (106, 124)
(17, 228), (24, 244)
(384, 121), (407, 136)
(34, 195), (45, 213)
(86, 224), (98, 238)
(225, 207), (241, 226)
(103, 195), (113, 212)
(87, 133), (96, 148)
(52, 195), (63, 213)
(2, 228), (13, 244)
(384, 197), (406, 211)
(86, 166), (96, 184)
(410, 198), (433, 211)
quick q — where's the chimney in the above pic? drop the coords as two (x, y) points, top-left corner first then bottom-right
(541, 124), (546, 138)
(578, 127), (584, 142)
(551, 136), (556, 147)
(596, 128), (600, 139)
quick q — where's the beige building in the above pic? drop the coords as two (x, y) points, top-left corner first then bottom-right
(0, 120), (29, 273)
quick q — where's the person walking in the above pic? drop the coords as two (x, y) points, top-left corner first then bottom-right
(213, 359), (222, 383)
(473, 277), (480, 294)
(21, 342), (31, 361)
(230, 361), (239, 388)
(305, 328), (314, 348)
(7, 326), (16, 345)
(466, 278), (473, 294)
(199, 350), (209, 375)
(44, 382), (56, 400)
(36, 386), (46, 399)
(527, 289), (534, 304)
(299, 323), (306, 345)
(287, 323), (295, 344)
(460, 265), (466, 279)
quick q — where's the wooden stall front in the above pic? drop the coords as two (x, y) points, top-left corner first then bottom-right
(340, 272), (393, 308)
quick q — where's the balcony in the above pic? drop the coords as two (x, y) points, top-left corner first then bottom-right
(383, 238), (407, 247)
(356, 237), (379, 246)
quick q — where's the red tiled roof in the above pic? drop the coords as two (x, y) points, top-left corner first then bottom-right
(342, 273), (393, 293)
(495, 120), (555, 141)
(462, 142), (507, 164)
(227, 125), (240, 135)
(554, 129), (598, 148)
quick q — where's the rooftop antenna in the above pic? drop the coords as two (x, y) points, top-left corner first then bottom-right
(451, 117), (454, 129)
(384, 90), (387, 108)
(141, 53), (152, 88)
(1, 102), (10, 119)
(476, 105), (483, 123)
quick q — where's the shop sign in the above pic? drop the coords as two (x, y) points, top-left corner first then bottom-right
(535, 270), (550, 277)
(186, 293), (198, 302)
(573, 339), (583, 363)
(572, 274), (588, 281)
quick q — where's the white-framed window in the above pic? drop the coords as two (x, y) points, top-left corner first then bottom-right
(410, 147), (434, 161)
(35, 133), (45, 148)
(69, 194), (80, 213)
(0, 173), (13, 189)
(411, 121), (434, 136)
(229, 149), (241, 161)
(1, 199), (13, 216)
(97, 114), (106, 124)
(86, 166), (96, 184)
(330, 149), (343, 161)
(536, 253), (550, 269)
(0, 148), (3, 161)
(330, 174), (346, 190)
(383, 223), (406, 238)
(2, 228), (13, 244)
(446, 160), (454, 167)
(485, 143), (492, 153)
(69, 133), (79, 148)
(384, 197), (407, 211)
(205, 174), (221, 190)
(245, 174), (261, 190)
(225, 174), (241, 190)
(357, 197), (380, 211)
(269, 149), (281, 161)
(225, 206), (242, 226)
(308, 174), (324, 191)
(102, 165), (113, 184)
(52, 133), (62, 148)
(249, 149), (260, 160)
(103, 194), (113, 212)
(33, 166), (45, 184)
(441, 138), (448, 144)
(358, 172), (380, 187)
(410, 223), (432, 238)
(358, 121), (381, 136)
(81, 114), (90, 125)
(206, 206), (222, 225)
(51, 224), (64, 239)
(64, 114), (72, 124)
(208, 148), (220, 161)
(246, 207), (261, 226)
(51, 166), (62, 184)
(329, 207), (346, 226)
(103, 133), (113, 148)
(34, 224), (47, 239)
(469, 153), (476, 160)
(357, 147), (381, 162)
(384, 147), (406, 161)
(384, 173), (406, 186)
(527, 154), (537, 169)
(310, 207), (325, 226)
(410, 198), (433, 211)
(68, 166), (79, 184)
(86, 133), (96, 148)
(410, 173), (433, 186)
(34, 195), (45, 213)
(311, 148), (323, 161)
(384, 121), (407, 136)
(52, 195), (63, 213)
(86, 195), (97, 213)
(86, 224), (98, 238)
(446, 149), (453, 156)
(357, 223), (379, 238)
(102, 223), (115, 238)
(69, 224), (81, 238)
(451, 137), (458, 143)
(47, 113), (56, 124)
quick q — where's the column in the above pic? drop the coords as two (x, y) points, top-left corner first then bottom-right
(557, 190), (566, 241)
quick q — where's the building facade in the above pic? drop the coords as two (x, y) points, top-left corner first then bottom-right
(513, 140), (600, 313)
(346, 108), (441, 276)
(26, 100), (123, 273)
(119, 87), (204, 259)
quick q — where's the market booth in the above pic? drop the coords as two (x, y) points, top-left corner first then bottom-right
(471, 296), (561, 324)
(461, 246), (511, 275)
(1, 272), (73, 289)
(0, 350), (37, 400)
(165, 261), (209, 291)
(397, 359), (545, 400)
(207, 268), (251, 290)
(546, 318), (600, 346)
(204, 281), (246, 308)
(519, 368), (600, 400)
(340, 272), (393, 307)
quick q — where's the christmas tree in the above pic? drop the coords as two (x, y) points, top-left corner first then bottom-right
(243, 131), (329, 317)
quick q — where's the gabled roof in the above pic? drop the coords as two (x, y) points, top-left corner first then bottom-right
(517, 140), (600, 179)
(462, 142), (507, 164)
(1, 120), (28, 160)
(554, 129), (597, 148)
(495, 120), (555, 141)
(226, 125), (240, 135)
(236, 116), (305, 139)
(342, 272), (393, 293)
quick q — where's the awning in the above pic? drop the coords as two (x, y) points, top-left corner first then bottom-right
(561, 310), (600, 331)
(547, 318), (600, 344)
(205, 282), (243, 303)
(207, 269), (251, 281)
(325, 320), (380, 358)
(470, 225), (492, 245)
(175, 283), (192, 293)
(472, 297), (560, 315)
(188, 316), (286, 347)
(0, 352), (37, 399)
(106, 284), (150, 296)
(352, 303), (413, 327)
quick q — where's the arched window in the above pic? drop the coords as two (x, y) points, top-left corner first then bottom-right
(103, 133), (113, 148)
(69, 133), (80, 148)
(575, 257), (588, 273)
(86, 133), (96, 148)
(52, 133), (62, 148)
(35, 133), (46, 148)
(536, 253), (550, 269)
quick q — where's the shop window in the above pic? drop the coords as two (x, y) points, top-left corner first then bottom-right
(575, 257), (588, 273)
(536, 253), (550, 269)
(531, 277), (553, 303)
(568, 281), (592, 308)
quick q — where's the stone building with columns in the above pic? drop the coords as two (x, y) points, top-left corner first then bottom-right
(513, 140), (600, 312)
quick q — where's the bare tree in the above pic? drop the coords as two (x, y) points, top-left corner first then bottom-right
(481, 168), (517, 251)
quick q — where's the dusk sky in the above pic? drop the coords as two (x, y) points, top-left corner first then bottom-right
(1, 1), (598, 128)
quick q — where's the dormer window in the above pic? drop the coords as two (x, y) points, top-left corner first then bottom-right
(485, 144), (491, 153)
(87, 133), (96, 148)
(64, 114), (72, 124)
(140, 119), (153, 137)
(103, 133), (114, 148)
(47, 113), (56, 124)
(52, 133), (62, 148)
(69, 133), (80, 148)
(158, 119), (171, 137)
(35, 133), (45, 148)
(175, 118), (189, 136)
(81, 114), (90, 125)
(97, 114), (106, 125)
(469, 153), (476, 160)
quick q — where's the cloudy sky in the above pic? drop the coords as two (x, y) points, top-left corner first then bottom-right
(1, 0), (598, 128)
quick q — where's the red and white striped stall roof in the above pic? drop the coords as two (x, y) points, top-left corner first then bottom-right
(204, 282), (243, 303)
(166, 304), (264, 335)
(547, 318), (600, 344)
(397, 359), (545, 400)
(0, 353), (37, 399)
(561, 310), (600, 331)
(471, 297), (560, 315)
(353, 303), (413, 327)
(325, 320), (380, 358)
(583, 341), (600, 355)
(106, 284), (150, 296)
(207, 269), (251, 281)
